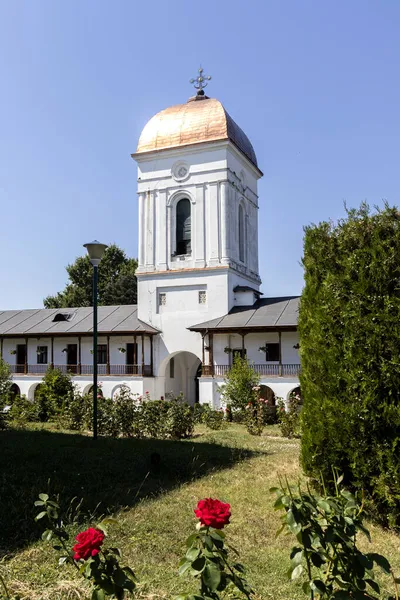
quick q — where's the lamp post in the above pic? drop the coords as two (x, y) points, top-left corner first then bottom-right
(84, 240), (108, 440)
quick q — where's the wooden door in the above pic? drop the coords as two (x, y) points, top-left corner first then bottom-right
(67, 344), (78, 373)
(126, 343), (137, 374)
(16, 344), (26, 373)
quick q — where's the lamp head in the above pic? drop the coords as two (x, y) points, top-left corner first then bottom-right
(83, 240), (108, 266)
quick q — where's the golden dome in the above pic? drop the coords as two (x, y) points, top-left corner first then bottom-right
(135, 95), (258, 168)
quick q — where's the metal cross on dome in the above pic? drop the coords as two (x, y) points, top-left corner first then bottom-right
(190, 67), (211, 93)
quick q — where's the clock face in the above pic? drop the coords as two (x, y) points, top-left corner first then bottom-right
(172, 161), (190, 182)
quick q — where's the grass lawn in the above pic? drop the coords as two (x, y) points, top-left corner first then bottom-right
(1, 423), (399, 599)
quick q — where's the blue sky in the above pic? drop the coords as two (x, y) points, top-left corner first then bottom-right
(1, 1), (399, 308)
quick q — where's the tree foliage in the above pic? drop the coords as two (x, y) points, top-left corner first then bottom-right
(0, 358), (12, 406)
(220, 357), (259, 411)
(35, 367), (75, 421)
(299, 203), (400, 528)
(43, 244), (138, 308)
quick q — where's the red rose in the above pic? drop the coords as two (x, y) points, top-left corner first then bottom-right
(194, 498), (231, 529)
(72, 527), (104, 561)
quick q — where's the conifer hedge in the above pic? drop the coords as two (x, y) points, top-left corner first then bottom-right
(299, 203), (400, 528)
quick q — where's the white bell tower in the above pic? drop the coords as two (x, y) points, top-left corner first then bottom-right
(132, 72), (263, 351)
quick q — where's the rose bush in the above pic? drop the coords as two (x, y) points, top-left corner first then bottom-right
(35, 493), (136, 599)
(177, 497), (252, 600)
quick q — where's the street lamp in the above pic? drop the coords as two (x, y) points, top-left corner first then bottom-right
(84, 240), (108, 439)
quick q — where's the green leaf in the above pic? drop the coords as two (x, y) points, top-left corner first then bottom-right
(291, 564), (304, 580)
(178, 561), (191, 577)
(38, 493), (49, 502)
(203, 563), (221, 591)
(34, 500), (45, 507)
(113, 568), (128, 587)
(123, 566), (137, 583)
(186, 547), (200, 562)
(317, 500), (331, 512)
(191, 556), (206, 573)
(41, 529), (53, 541)
(290, 548), (303, 566)
(92, 589), (105, 600)
(186, 533), (197, 547)
(35, 511), (47, 521)
(310, 579), (326, 594)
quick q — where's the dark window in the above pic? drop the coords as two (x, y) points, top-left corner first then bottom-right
(53, 312), (74, 322)
(170, 357), (175, 378)
(176, 198), (191, 255)
(232, 349), (247, 361)
(37, 346), (48, 364)
(126, 343), (138, 374)
(265, 343), (280, 362)
(97, 344), (107, 364)
(238, 204), (245, 262)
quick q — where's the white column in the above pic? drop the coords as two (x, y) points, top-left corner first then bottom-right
(220, 181), (229, 261)
(208, 182), (219, 265)
(145, 191), (154, 268)
(138, 192), (145, 267)
(157, 189), (167, 270)
(195, 184), (205, 267)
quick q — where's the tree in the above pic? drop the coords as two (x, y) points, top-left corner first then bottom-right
(299, 203), (400, 529)
(34, 367), (75, 421)
(0, 358), (12, 406)
(220, 356), (259, 411)
(44, 244), (138, 308)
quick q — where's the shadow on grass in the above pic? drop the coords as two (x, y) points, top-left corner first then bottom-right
(0, 427), (260, 556)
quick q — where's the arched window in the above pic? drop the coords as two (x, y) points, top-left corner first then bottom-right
(238, 204), (245, 262)
(176, 198), (191, 255)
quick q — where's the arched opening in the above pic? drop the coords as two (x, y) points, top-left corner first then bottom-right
(88, 386), (103, 398)
(176, 198), (191, 255)
(259, 385), (277, 424)
(159, 351), (201, 406)
(9, 383), (21, 402)
(111, 384), (130, 400)
(238, 204), (245, 262)
(259, 385), (276, 405)
(34, 383), (44, 400)
(288, 386), (303, 405)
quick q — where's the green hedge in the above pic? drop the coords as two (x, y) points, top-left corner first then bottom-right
(299, 203), (400, 528)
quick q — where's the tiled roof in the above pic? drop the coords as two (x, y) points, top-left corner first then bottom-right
(0, 306), (159, 336)
(188, 296), (300, 331)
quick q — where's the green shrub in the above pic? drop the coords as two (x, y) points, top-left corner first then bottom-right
(137, 399), (169, 438)
(273, 472), (395, 599)
(34, 367), (75, 421)
(0, 358), (12, 407)
(63, 391), (91, 431)
(300, 203), (400, 528)
(203, 408), (226, 430)
(164, 396), (194, 439)
(7, 395), (38, 427)
(220, 357), (260, 411)
(113, 385), (140, 437)
(193, 402), (206, 424)
(277, 396), (301, 438)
